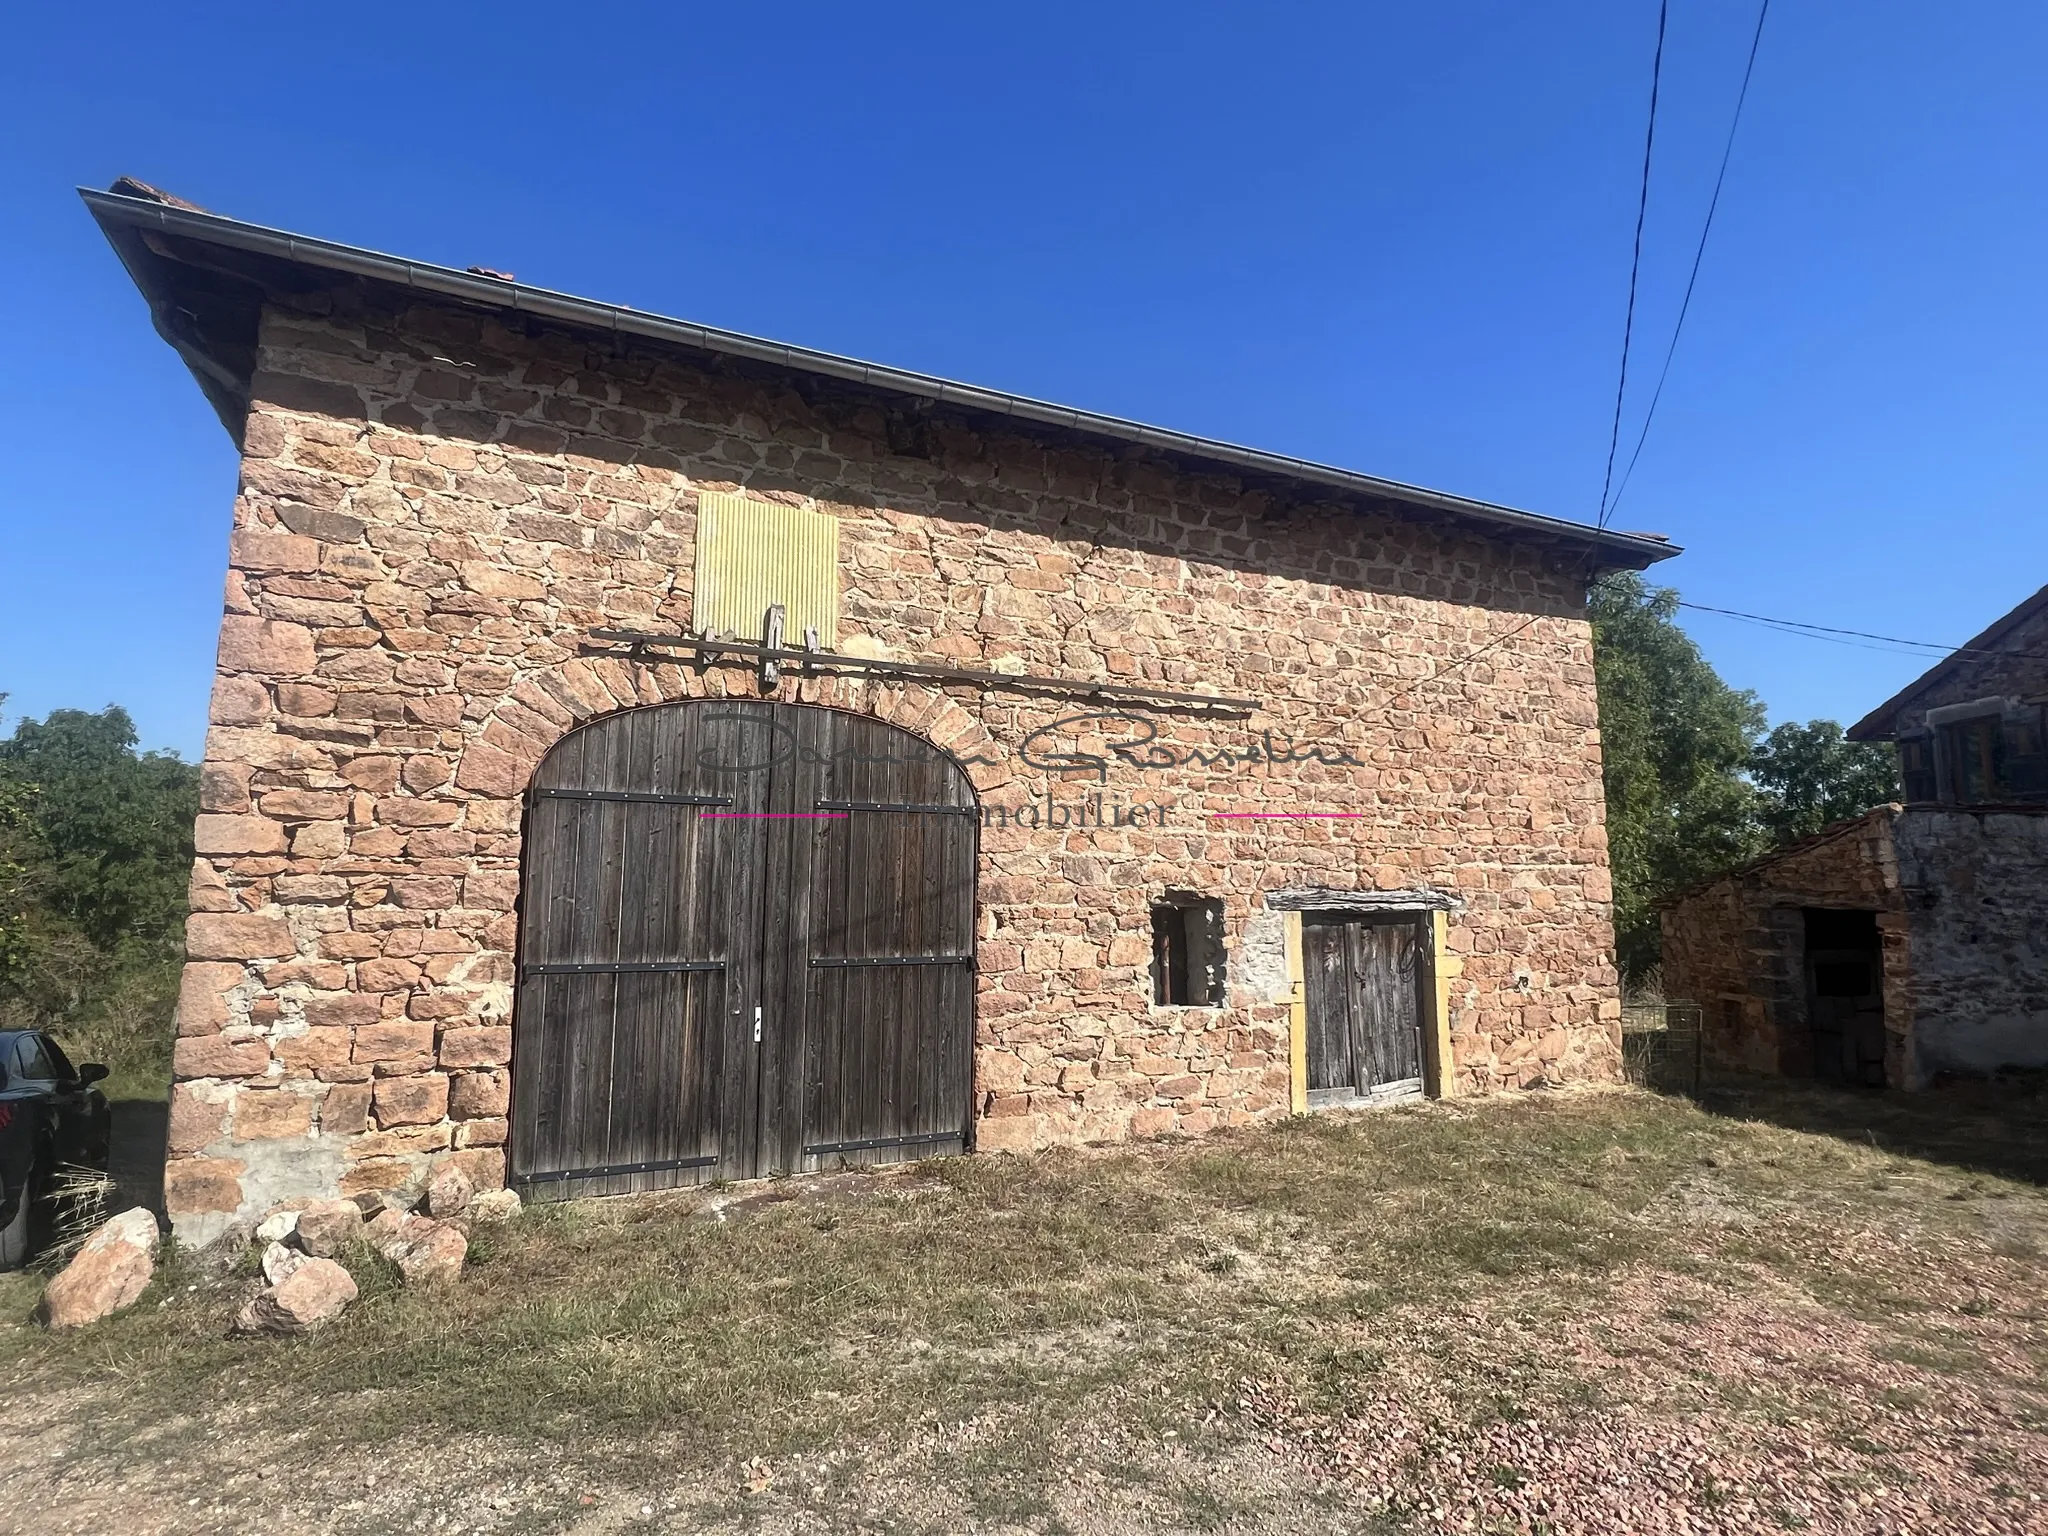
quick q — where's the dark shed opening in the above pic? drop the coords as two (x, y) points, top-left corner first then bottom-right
(1802, 908), (1886, 1088)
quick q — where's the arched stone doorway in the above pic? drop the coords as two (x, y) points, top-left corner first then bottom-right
(510, 701), (979, 1198)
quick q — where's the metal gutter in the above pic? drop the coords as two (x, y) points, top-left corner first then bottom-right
(80, 185), (1679, 568)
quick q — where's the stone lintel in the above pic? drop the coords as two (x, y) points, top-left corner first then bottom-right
(1265, 886), (1464, 914)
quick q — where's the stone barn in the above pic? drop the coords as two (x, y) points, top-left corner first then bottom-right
(85, 179), (1676, 1243)
(1663, 582), (2048, 1088)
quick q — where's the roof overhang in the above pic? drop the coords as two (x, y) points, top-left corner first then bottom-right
(82, 184), (1680, 572)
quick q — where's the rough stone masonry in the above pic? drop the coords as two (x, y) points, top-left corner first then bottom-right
(1663, 575), (2048, 1090)
(1663, 804), (2048, 1086)
(86, 185), (1675, 1242)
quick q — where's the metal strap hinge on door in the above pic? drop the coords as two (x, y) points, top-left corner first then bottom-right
(529, 788), (734, 808)
(515, 1155), (719, 1188)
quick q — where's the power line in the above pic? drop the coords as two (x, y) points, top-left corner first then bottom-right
(1379, 587), (2041, 724)
(1687, 611), (1964, 659)
(1399, 6), (1674, 718)
(1595, 0), (1671, 531)
(1382, 7), (1788, 719)
(1677, 600), (2048, 664)
(1606, 0), (1772, 521)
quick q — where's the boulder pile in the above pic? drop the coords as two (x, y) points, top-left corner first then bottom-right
(39, 1166), (523, 1335)
(231, 1171), (520, 1336)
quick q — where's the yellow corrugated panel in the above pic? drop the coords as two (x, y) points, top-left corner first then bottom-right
(691, 491), (840, 645)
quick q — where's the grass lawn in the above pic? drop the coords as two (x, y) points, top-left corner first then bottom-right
(1, 1077), (2044, 1534)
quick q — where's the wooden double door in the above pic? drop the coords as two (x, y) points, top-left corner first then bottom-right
(510, 701), (978, 1199)
(1302, 912), (1432, 1105)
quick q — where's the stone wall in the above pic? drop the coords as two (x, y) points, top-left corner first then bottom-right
(1659, 811), (1909, 1080)
(165, 279), (1625, 1240)
(1663, 806), (2048, 1087)
(1895, 808), (2048, 1077)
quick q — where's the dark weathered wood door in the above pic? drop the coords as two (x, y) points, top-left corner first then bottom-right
(1301, 914), (1429, 1105)
(511, 702), (977, 1199)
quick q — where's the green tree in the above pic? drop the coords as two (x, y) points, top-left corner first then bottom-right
(0, 764), (41, 987)
(1590, 574), (1769, 978)
(0, 702), (198, 1085)
(0, 706), (197, 950)
(1750, 719), (1901, 845)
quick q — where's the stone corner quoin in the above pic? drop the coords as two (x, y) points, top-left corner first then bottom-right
(160, 277), (1627, 1243)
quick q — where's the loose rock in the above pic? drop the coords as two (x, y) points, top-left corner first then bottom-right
(370, 1211), (436, 1261)
(363, 1208), (406, 1250)
(39, 1208), (159, 1329)
(468, 1188), (521, 1224)
(260, 1240), (308, 1287)
(254, 1210), (300, 1246)
(422, 1163), (474, 1220)
(292, 1197), (364, 1257)
(234, 1256), (357, 1335)
(393, 1221), (468, 1285)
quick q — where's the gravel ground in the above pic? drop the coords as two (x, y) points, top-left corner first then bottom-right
(1231, 1273), (2048, 1535)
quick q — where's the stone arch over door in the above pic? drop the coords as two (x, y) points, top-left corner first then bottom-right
(508, 698), (982, 1199)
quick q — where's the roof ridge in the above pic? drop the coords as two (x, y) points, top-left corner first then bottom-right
(106, 177), (212, 214)
(79, 183), (1679, 572)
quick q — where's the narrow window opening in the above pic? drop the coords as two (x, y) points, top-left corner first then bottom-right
(1897, 735), (1936, 804)
(2003, 707), (2048, 801)
(1150, 894), (1225, 1006)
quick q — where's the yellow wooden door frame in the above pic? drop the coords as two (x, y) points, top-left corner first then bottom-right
(1285, 911), (1309, 1112)
(1284, 906), (1458, 1111)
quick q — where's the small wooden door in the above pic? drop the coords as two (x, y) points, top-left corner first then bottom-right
(511, 702), (977, 1200)
(1301, 913), (1430, 1105)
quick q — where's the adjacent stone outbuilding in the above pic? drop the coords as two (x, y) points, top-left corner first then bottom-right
(86, 180), (1676, 1242)
(1664, 582), (2048, 1089)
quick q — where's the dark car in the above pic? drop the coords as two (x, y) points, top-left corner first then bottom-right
(0, 1031), (113, 1269)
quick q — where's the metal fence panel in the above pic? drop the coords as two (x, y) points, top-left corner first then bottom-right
(1621, 1002), (1704, 1096)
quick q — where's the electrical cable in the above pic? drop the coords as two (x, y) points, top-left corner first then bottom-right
(1596, 0), (1671, 531)
(1676, 600), (2048, 663)
(1387, 5), (1679, 720)
(1605, 0), (1772, 521)
(1376, 613), (1549, 714)
(1378, 6), (1802, 721)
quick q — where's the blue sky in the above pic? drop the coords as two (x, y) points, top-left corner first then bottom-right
(3, 2), (2043, 761)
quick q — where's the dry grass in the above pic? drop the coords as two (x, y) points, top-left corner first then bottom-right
(1, 1078), (2044, 1533)
(38, 1163), (114, 1269)
(3, 1091), (1695, 1446)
